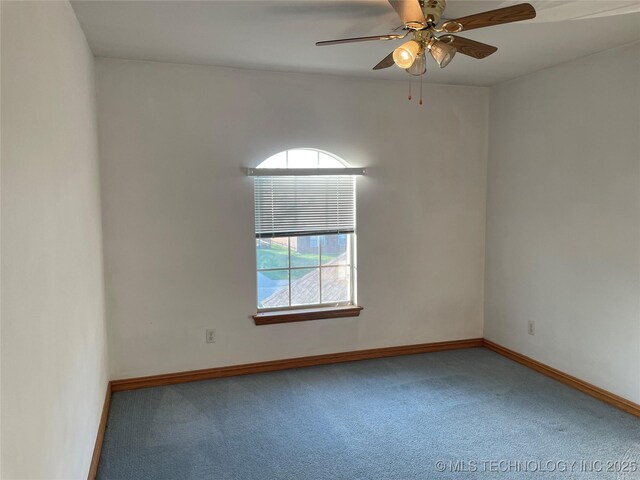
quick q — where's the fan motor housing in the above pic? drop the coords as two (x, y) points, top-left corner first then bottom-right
(421, 0), (446, 26)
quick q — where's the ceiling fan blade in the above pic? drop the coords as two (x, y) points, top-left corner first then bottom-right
(445, 3), (536, 32)
(316, 34), (403, 46)
(443, 35), (497, 59)
(373, 52), (395, 70)
(388, 0), (425, 27)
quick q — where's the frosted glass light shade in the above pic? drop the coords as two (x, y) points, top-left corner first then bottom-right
(393, 40), (420, 69)
(406, 53), (426, 76)
(429, 39), (457, 68)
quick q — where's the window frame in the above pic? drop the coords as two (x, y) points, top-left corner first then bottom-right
(252, 148), (360, 320)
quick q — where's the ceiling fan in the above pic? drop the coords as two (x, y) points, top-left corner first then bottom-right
(316, 0), (536, 76)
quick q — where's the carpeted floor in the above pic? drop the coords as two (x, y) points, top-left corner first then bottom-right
(98, 348), (640, 479)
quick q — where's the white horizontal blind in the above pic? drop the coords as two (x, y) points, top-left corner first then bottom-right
(254, 175), (355, 238)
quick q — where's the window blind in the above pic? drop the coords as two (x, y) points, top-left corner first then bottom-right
(254, 175), (355, 238)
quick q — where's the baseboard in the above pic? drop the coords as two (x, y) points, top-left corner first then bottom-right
(87, 382), (112, 479)
(110, 338), (484, 392)
(483, 339), (640, 418)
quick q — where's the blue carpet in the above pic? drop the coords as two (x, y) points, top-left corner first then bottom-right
(98, 348), (640, 479)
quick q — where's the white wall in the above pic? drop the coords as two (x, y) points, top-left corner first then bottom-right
(1, 1), (108, 478)
(485, 42), (640, 404)
(95, 58), (489, 379)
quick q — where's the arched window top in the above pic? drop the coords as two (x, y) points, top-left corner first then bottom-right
(257, 148), (349, 169)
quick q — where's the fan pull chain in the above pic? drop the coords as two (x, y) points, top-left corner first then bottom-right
(419, 74), (423, 106)
(408, 78), (412, 101)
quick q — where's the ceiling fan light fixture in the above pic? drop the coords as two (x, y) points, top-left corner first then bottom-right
(393, 40), (420, 69)
(406, 52), (426, 76)
(429, 38), (457, 68)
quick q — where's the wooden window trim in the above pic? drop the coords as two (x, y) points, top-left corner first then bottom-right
(253, 305), (363, 326)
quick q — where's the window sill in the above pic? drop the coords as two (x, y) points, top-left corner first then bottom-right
(253, 305), (363, 326)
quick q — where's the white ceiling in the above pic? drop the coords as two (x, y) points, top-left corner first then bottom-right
(71, 1), (640, 86)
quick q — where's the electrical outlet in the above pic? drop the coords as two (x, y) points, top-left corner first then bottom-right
(206, 328), (216, 344)
(528, 321), (535, 336)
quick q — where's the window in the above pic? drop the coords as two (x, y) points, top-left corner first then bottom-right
(309, 237), (326, 248)
(251, 149), (361, 317)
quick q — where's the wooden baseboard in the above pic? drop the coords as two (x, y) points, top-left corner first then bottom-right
(87, 382), (112, 479)
(483, 339), (640, 418)
(111, 338), (483, 392)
